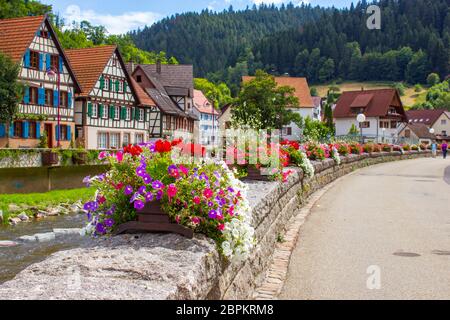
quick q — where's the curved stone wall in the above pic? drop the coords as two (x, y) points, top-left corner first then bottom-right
(0, 151), (432, 300)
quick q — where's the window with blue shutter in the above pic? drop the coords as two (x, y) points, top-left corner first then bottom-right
(0, 123), (5, 138)
(24, 49), (30, 68)
(59, 56), (63, 72)
(23, 87), (30, 104)
(38, 53), (44, 71)
(22, 122), (29, 138)
(36, 122), (41, 139)
(53, 90), (59, 107)
(55, 125), (59, 141)
(38, 88), (45, 105)
(68, 92), (72, 108)
(66, 125), (71, 141)
(46, 53), (51, 70)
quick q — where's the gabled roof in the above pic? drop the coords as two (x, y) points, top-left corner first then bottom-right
(242, 76), (314, 108)
(334, 89), (406, 119)
(139, 64), (194, 97)
(129, 76), (156, 107)
(406, 109), (449, 126)
(0, 15), (81, 92)
(400, 123), (436, 140)
(0, 15), (45, 63)
(193, 89), (220, 115)
(65, 45), (117, 96)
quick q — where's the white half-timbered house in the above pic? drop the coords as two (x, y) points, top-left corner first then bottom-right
(66, 45), (161, 150)
(0, 15), (80, 148)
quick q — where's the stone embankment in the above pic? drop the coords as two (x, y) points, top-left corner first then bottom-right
(0, 151), (432, 300)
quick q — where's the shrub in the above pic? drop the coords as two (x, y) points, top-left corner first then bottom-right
(403, 144), (411, 151)
(363, 143), (374, 153)
(349, 143), (363, 155)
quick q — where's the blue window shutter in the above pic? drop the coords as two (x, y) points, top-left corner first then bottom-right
(36, 122), (41, 139)
(0, 124), (5, 138)
(55, 125), (59, 141)
(46, 53), (51, 70)
(66, 125), (71, 141)
(59, 56), (63, 72)
(24, 87), (30, 104)
(38, 88), (45, 105)
(39, 53), (43, 71)
(68, 92), (72, 108)
(24, 49), (30, 68)
(22, 122), (29, 138)
(9, 122), (14, 137)
(53, 90), (59, 106)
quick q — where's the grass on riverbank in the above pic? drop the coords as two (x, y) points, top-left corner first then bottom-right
(0, 188), (95, 223)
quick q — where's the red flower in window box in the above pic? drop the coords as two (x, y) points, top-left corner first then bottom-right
(155, 140), (172, 153)
(124, 144), (143, 157)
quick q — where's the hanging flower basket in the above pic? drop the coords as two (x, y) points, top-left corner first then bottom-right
(41, 150), (59, 166)
(72, 151), (88, 165)
(114, 200), (194, 238)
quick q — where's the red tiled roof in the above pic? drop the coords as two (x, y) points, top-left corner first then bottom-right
(242, 76), (314, 108)
(0, 15), (45, 63)
(406, 109), (448, 126)
(401, 123), (436, 139)
(334, 89), (406, 119)
(193, 89), (220, 115)
(65, 45), (117, 96)
(129, 76), (156, 107)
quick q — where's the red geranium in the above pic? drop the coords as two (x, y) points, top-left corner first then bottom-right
(155, 140), (172, 153)
(123, 144), (143, 157)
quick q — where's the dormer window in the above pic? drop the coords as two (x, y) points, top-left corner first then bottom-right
(40, 31), (49, 39)
(136, 75), (142, 83)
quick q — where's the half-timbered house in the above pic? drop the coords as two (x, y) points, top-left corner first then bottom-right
(0, 15), (80, 148)
(128, 62), (199, 141)
(66, 45), (161, 149)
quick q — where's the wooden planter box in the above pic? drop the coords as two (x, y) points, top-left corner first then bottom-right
(72, 152), (88, 165)
(115, 201), (194, 239)
(41, 151), (59, 166)
(242, 166), (271, 182)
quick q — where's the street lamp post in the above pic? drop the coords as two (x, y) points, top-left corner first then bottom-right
(356, 113), (366, 144)
(382, 128), (386, 143)
(46, 66), (61, 148)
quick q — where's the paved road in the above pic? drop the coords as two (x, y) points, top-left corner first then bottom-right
(280, 158), (450, 300)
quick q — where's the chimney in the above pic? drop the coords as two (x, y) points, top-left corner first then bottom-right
(156, 59), (162, 74)
(130, 61), (136, 73)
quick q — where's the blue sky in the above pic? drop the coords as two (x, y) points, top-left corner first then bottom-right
(45, 0), (355, 34)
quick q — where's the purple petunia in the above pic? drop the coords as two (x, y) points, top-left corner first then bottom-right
(130, 192), (140, 203)
(136, 166), (146, 177)
(145, 192), (154, 202)
(208, 210), (217, 219)
(138, 186), (147, 195)
(83, 176), (91, 187)
(96, 223), (106, 234)
(156, 190), (163, 201)
(134, 200), (145, 211)
(152, 180), (164, 190)
(104, 218), (115, 228)
(142, 174), (152, 184)
(124, 185), (133, 196)
(83, 201), (98, 212)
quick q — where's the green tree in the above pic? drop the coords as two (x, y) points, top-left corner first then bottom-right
(232, 70), (300, 130)
(427, 73), (440, 86)
(348, 124), (359, 135)
(310, 87), (318, 97)
(303, 117), (333, 142)
(194, 78), (232, 108)
(0, 52), (22, 123)
(0, 0), (51, 19)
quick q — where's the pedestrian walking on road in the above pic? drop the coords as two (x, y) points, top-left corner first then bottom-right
(431, 142), (437, 158)
(442, 141), (448, 159)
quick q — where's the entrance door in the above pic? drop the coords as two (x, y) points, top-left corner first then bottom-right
(44, 124), (53, 148)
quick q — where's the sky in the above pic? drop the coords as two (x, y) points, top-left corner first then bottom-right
(44, 0), (356, 34)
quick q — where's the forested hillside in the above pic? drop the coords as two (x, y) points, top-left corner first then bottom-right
(130, 4), (328, 77)
(131, 0), (450, 89)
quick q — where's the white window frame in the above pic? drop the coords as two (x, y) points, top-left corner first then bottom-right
(139, 109), (145, 122)
(98, 132), (108, 149)
(126, 107), (131, 121)
(101, 105), (108, 119)
(135, 133), (144, 144)
(114, 106), (120, 120)
(92, 103), (98, 118)
(110, 132), (120, 149)
(119, 80), (124, 93)
(123, 132), (130, 146)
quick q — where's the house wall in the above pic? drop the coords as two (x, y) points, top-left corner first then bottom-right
(431, 113), (450, 137)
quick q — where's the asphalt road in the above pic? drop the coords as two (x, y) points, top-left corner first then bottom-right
(280, 158), (450, 300)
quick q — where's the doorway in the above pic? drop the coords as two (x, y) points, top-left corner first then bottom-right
(44, 124), (53, 148)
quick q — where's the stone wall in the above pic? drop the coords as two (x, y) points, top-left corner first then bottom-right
(0, 151), (432, 300)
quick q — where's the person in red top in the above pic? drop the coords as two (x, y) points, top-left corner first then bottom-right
(442, 141), (448, 159)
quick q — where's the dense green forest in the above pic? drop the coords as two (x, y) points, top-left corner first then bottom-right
(131, 0), (450, 90)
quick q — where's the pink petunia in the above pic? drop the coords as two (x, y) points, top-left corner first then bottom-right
(217, 224), (225, 231)
(179, 165), (189, 176)
(203, 188), (213, 199)
(193, 196), (201, 205)
(167, 184), (178, 200)
(116, 151), (124, 163)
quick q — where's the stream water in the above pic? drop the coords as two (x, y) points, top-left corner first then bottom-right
(0, 213), (92, 284)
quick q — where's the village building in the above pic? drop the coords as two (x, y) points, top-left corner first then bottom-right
(404, 109), (450, 142)
(65, 45), (160, 150)
(312, 96), (323, 121)
(397, 123), (437, 145)
(192, 89), (220, 146)
(0, 15), (80, 148)
(128, 63), (198, 141)
(242, 76), (315, 140)
(334, 89), (407, 143)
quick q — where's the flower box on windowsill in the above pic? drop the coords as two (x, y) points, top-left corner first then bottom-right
(72, 151), (88, 165)
(41, 150), (59, 166)
(114, 201), (194, 239)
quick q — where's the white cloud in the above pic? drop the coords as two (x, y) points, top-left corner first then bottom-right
(64, 4), (161, 35)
